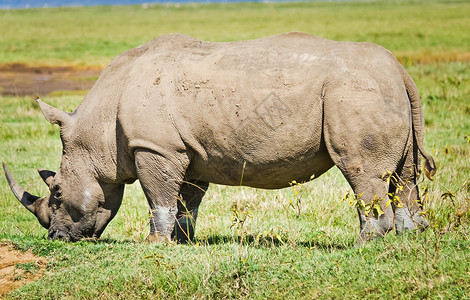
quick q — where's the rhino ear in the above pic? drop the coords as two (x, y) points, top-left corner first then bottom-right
(36, 98), (73, 127)
(37, 168), (56, 187)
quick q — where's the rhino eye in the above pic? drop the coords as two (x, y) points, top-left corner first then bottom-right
(52, 185), (63, 199)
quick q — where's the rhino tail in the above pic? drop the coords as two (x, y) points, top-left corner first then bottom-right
(402, 68), (437, 180)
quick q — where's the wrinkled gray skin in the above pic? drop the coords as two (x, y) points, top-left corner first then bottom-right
(4, 32), (436, 243)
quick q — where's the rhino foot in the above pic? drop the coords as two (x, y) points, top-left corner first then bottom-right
(358, 216), (390, 244)
(395, 207), (429, 234)
(172, 217), (196, 243)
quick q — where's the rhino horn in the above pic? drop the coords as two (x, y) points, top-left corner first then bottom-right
(36, 98), (73, 126)
(37, 168), (56, 187)
(3, 163), (51, 228)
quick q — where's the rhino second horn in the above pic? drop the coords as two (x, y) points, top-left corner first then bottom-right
(3, 163), (51, 228)
(38, 168), (56, 187)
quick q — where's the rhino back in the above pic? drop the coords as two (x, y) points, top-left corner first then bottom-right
(84, 33), (406, 188)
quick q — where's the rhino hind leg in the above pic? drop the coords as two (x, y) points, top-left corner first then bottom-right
(325, 148), (396, 242)
(353, 177), (395, 242)
(322, 86), (410, 242)
(172, 180), (209, 243)
(392, 145), (429, 234)
(134, 149), (189, 243)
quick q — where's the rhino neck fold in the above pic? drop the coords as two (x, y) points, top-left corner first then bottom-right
(71, 92), (133, 184)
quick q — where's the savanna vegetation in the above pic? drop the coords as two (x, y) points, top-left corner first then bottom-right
(0, 0), (469, 298)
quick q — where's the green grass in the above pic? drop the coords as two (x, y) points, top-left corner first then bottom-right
(1, 0), (470, 298)
(0, 0), (469, 67)
(2, 235), (468, 299)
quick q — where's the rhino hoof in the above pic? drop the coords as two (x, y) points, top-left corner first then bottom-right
(395, 207), (429, 234)
(413, 214), (429, 231)
(358, 217), (389, 243)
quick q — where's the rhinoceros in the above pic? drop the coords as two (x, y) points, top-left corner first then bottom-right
(4, 32), (436, 243)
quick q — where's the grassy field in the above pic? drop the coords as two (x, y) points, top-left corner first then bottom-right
(1, 0), (469, 298)
(0, 0), (469, 67)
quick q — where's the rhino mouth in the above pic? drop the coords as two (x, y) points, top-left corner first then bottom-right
(48, 228), (71, 241)
(48, 227), (95, 242)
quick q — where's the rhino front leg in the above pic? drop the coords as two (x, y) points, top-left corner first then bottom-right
(172, 180), (209, 243)
(134, 149), (189, 243)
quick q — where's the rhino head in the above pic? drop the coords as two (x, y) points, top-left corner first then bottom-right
(4, 99), (124, 241)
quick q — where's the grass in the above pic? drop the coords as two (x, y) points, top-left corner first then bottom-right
(3, 235), (467, 299)
(1, 0), (469, 298)
(0, 0), (469, 67)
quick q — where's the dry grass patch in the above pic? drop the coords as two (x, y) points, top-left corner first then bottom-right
(0, 242), (48, 297)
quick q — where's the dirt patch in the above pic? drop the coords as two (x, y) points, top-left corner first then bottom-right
(0, 63), (101, 97)
(0, 242), (48, 297)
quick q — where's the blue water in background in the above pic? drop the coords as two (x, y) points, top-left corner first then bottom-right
(0, 0), (292, 9)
